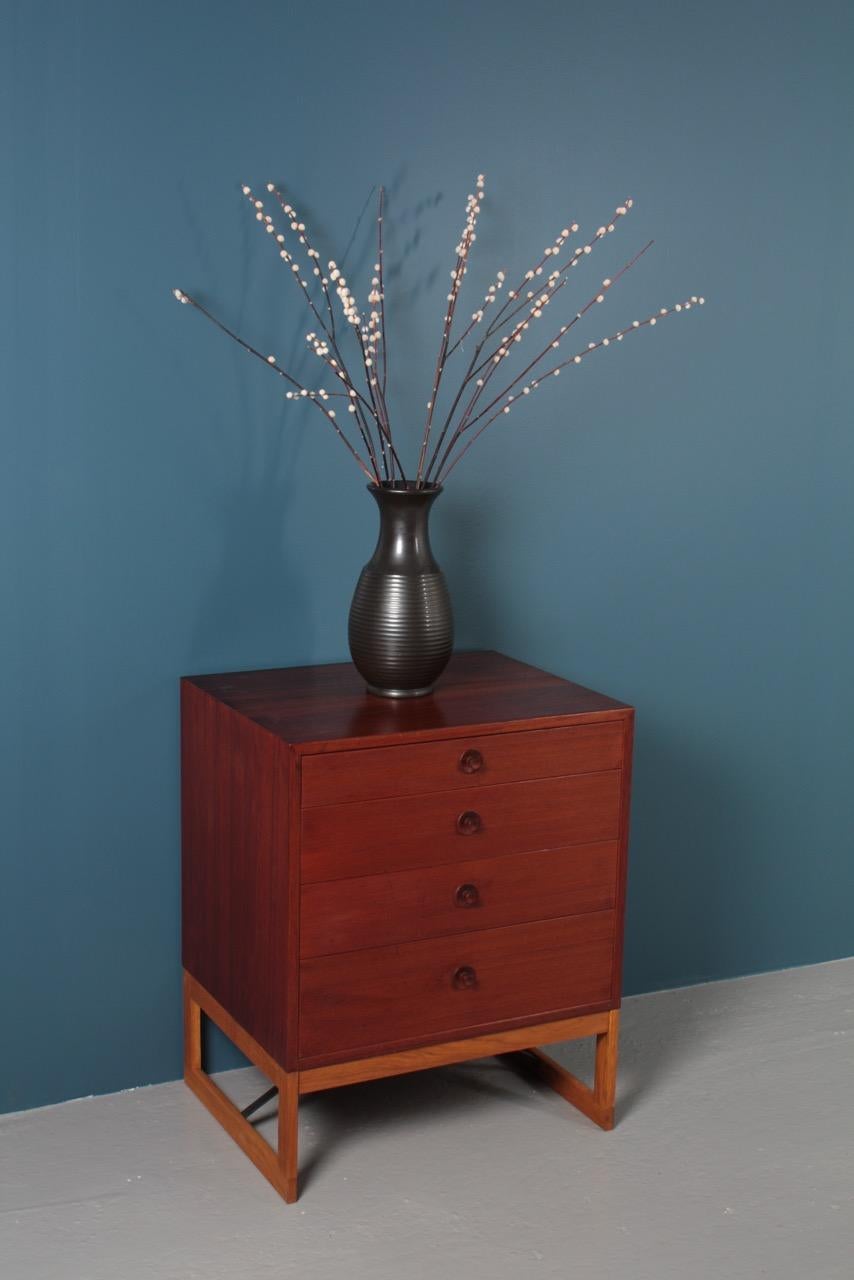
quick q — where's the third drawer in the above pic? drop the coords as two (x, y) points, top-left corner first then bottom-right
(301, 840), (619, 957)
(301, 770), (623, 882)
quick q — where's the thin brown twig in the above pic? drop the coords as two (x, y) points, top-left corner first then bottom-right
(461, 240), (653, 437)
(429, 231), (650, 484)
(439, 293), (702, 481)
(255, 185), (384, 477)
(378, 188), (390, 404)
(423, 210), (625, 481)
(173, 289), (378, 482)
(416, 177), (484, 485)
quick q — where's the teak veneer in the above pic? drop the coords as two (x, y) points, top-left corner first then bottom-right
(181, 650), (633, 1202)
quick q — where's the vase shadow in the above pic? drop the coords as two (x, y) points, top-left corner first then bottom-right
(436, 490), (504, 653)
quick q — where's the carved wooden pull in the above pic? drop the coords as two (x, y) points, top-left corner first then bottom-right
(452, 965), (478, 990)
(455, 883), (480, 908)
(458, 748), (484, 774)
(456, 810), (482, 835)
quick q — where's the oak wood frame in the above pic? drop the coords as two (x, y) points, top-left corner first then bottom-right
(184, 970), (620, 1204)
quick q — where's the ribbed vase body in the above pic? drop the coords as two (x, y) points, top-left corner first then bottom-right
(348, 483), (453, 697)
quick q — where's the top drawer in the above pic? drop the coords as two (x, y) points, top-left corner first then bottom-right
(302, 721), (625, 807)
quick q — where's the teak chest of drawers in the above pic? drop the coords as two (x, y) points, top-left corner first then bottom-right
(181, 651), (634, 1202)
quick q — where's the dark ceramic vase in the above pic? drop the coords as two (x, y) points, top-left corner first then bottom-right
(348, 481), (453, 697)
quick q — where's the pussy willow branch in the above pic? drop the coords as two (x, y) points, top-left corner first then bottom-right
(267, 184), (339, 345)
(355, 323), (392, 481)
(473, 203), (631, 371)
(250, 185), (383, 479)
(424, 209), (622, 481)
(378, 187), (389, 404)
(327, 255), (406, 481)
(463, 237), (653, 436)
(439, 294), (704, 482)
(443, 200), (629, 373)
(374, 187), (395, 479)
(172, 289), (377, 482)
(416, 176), (484, 485)
(444, 223), (569, 364)
(442, 272), (506, 364)
(432, 240), (654, 482)
(267, 182), (400, 482)
(426, 211), (640, 483)
(305, 335), (385, 428)
(359, 216), (396, 480)
(312, 331), (407, 483)
(175, 177), (703, 489)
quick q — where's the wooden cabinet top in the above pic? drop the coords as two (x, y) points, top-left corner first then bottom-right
(183, 650), (632, 750)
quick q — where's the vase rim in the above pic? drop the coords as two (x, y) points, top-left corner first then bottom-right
(368, 480), (443, 496)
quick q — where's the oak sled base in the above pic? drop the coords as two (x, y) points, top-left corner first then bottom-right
(183, 970), (620, 1205)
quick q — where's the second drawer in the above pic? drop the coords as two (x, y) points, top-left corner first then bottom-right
(301, 771), (622, 882)
(301, 840), (619, 957)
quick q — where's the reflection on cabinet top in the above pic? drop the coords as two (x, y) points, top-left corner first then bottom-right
(182, 650), (632, 751)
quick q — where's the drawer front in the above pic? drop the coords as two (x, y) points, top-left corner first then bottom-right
(302, 721), (625, 807)
(301, 771), (621, 883)
(301, 841), (619, 958)
(299, 910), (615, 1060)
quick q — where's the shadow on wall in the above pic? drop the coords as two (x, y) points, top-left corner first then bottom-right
(437, 489), (504, 651)
(178, 171), (449, 675)
(187, 404), (316, 671)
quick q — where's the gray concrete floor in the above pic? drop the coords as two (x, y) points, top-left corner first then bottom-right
(2, 959), (853, 1280)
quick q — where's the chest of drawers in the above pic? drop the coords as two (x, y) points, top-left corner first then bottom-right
(181, 651), (634, 1202)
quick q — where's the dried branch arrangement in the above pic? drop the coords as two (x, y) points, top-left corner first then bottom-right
(173, 175), (703, 486)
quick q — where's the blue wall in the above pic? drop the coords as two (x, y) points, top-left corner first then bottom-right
(2, 0), (852, 1113)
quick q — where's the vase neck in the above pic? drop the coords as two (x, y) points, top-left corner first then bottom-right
(368, 485), (441, 573)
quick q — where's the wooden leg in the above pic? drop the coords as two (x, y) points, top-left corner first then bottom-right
(503, 1008), (620, 1131)
(593, 1009), (620, 1129)
(278, 1071), (300, 1203)
(182, 970), (299, 1204)
(183, 971), (202, 1078)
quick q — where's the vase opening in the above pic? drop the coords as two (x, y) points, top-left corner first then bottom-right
(370, 480), (443, 494)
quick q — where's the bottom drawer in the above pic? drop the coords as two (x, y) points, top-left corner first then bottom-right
(299, 910), (615, 1061)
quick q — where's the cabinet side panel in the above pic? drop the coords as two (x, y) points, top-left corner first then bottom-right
(181, 681), (291, 1067)
(609, 711), (635, 1004)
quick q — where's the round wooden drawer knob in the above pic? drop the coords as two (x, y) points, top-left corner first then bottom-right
(452, 965), (478, 990)
(458, 748), (484, 774)
(455, 883), (480, 908)
(456, 810), (482, 836)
